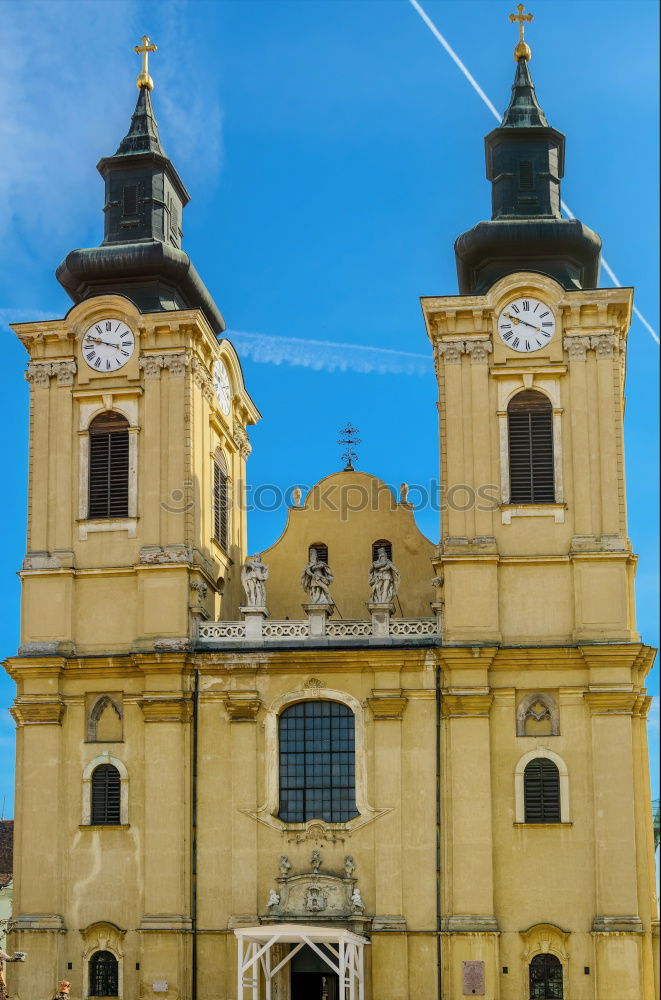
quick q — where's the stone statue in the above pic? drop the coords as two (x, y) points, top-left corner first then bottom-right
(368, 547), (400, 604)
(343, 855), (355, 878)
(310, 848), (322, 873)
(292, 487), (302, 507)
(301, 549), (333, 605)
(241, 554), (269, 608)
(350, 887), (364, 912)
(0, 949), (26, 1000)
(399, 482), (409, 504)
(267, 889), (280, 909)
(278, 855), (292, 877)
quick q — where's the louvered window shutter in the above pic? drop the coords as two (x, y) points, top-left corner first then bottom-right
(372, 539), (393, 561)
(213, 452), (229, 549)
(88, 412), (130, 519)
(508, 390), (555, 503)
(91, 764), (121, 825)
(524, 758), (561, 823)
(309, 543), (329, 565)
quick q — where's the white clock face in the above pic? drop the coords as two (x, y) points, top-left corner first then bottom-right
(497, 297), (556, 353)
(213, 359), (231, 415)
(82, 319), (135, 372)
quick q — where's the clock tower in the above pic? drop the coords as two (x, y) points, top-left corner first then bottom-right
(422, 12), (657, 1000)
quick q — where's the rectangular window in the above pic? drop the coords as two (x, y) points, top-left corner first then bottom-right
(213, 459), (229, 550)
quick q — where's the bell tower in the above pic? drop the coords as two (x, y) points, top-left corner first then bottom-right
(423, 8), (657, 999)
(12, 39), (259, 660)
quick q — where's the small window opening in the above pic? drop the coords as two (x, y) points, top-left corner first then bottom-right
(518, 160), (535, 191)
(309, 543), (329, 565)
(372, 539), (392, 561)
(122, 184), (138, 216)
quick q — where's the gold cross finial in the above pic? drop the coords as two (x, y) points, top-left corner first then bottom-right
(509, 3), (533, 62)
(135, 35), (157, 91)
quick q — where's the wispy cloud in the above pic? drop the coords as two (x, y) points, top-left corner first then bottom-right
(227, 330), (432, 376)
(649, 696), (660, 734)
(0, 0), (222, 258)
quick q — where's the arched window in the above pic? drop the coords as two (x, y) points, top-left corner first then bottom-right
(529, 953), (563, 998)
(88, 412), (130, 519)
(507, 390), (554, 503)
(213, 450), (229, 550)
(524, 757), (561, 823)
(309, 543), (329, 565)
(91, 764), (121, 825)
(278, 701), (358, 824)
(89, 950), (119, 998)
(372, 539), (392, 561)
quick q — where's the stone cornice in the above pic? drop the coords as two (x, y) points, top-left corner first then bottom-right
(441, 692), (493, 717)
(367, 690), (408, 720)
(584, 691), (639, 715)
(224, 692), (262, 722)
(10, 698), (65, 726)
(138, 696), (192, 723)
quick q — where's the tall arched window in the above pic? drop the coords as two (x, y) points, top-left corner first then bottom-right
(507, 390), (554, 503)
(88, 412), (130, 518)
(372, 539), (392, 561)
(89, 950), (119, 998)
(213, 450), (229, 550)
(524, 757), (561, 823)
(529, 953), (563, 998)
(278, 701), (358, 824)
(91, 764), (121, 825)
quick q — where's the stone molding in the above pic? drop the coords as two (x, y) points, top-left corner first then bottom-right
(233, 423), (252, 460)
(563, 335), (591, 361)
(9, 913), (66, 932)
(139, 351), (190, 379)
(25, 359), (77, 386)
(152, 638), (192, 652)
(591, 915), (643, 934)
(138, 915), (193, 932)
(584, 691), (639, 715)
(225, 691), (262, 722)
(371, 916), (408, 931)
(11, 698), (65, 726)
(591, 333), (621, 359)
(516, 692), (560, 736)
(22, 551), (63, 570)
(367, 689), (408, 720)
(138, 696), (192, 723)
(441, 915), (499, 933)
(463, 338), (493, 364)
(191, 355), (215, 402)
(434, 338), (493, 366)
(139, 544), (192, 565)
(441, 693), (493, 717)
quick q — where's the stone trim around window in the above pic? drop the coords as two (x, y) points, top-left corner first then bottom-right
(81, 753), (129, 826)
(514, 748), (570, 824)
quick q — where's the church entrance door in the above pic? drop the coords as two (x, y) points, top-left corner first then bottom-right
(291, 945), (339, 1000)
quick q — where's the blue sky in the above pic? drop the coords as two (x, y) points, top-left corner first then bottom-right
(0, 0), (658, 814)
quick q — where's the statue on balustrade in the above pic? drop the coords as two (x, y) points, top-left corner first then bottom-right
(301, 548), (334, 605)
(241, 554), (269, 608)
(368, 547), (400, 604)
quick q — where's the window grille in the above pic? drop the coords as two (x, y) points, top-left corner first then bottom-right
(88, 412), (130, 519)
(519, 159), (535, 191)
(508, 390), (555, 503)
(529, 953), (563, 999)
(309, 543), (329, 565)
(371, 539), (392, 561)
(213, 451), (229, 550)
(524, 758), (561, 823)
(89, 950), (119, 997)
(122, 184), (138, 216)
(91, 764), (121, 825)
(278, 701), (358, 824)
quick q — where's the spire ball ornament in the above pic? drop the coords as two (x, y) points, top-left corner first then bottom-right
(509, 3), (533, 62)
(135, 34), (157, 90)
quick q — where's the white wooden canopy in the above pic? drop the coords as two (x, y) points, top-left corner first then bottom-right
(235, 923), (369, 1000)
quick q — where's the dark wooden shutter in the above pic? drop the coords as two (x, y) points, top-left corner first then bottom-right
(213, 452), (229, 549)
(518, 159), (535, 190)
(524, 758), (561, 823)
(91, 764), (121, 825)
(309, 543), (329, 564)
(508, 390), (555, 503)
(88, 412), (129, 519)
(372, 539), (392, 561)
(89, 950), (119, 997)
(123, 184), (138, 216)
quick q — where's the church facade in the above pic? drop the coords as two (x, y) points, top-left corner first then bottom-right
(4, 19), (659, 1000)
